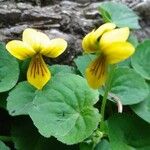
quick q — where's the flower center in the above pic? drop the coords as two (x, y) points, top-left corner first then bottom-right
(30, 54), (48, 78)
(90, 54), (107, 79)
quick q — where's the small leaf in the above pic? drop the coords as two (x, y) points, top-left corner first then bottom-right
(0, 43), (19, 92)
(29, 73), (100, 144)
(131, 83), (150, 123)
(74, 54), (96, 76)
(110, 67), (149, 105)
(0, 140), (10, 150)
(99, 2), (140, 29)
(131, 40), (150, 80)
(108, 114), (150, 150)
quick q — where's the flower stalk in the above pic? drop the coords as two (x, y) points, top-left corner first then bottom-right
(100, 65), (116, 131)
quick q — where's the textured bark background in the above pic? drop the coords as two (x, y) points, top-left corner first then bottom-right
(0, 0), (150, 64)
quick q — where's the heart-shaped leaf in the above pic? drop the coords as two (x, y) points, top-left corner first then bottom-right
(7, 73), (100, 145)
(29, 73), (100, 144)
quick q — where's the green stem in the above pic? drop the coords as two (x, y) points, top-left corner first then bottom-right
(100, 65), (115, 131)
(92, 144), (96, 150)
(0, 136), (12, 142)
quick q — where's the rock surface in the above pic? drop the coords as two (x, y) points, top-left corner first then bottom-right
(0, 0), (149, 64)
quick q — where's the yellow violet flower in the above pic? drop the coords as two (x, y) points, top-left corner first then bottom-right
(6, 28), (67, 89)
(82, 23), (135, 89)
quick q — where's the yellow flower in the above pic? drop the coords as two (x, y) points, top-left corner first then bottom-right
(82, 23), (135, 89)
(6, 28), (67, 89)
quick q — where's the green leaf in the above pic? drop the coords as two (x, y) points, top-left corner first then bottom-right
(12, 116), (77, 150)
(99, 2), (140, 29)
(29, 73), (100, 144)
(50, 64), (75, 76)
(100, 6), (111, 23)
(118, 59), (131, 68)
(7, 82), (37, 116)
(128, 34), (139, 48)
(0, 140), (10, 150)
(0, 43), (19, 92)
(110, 67), (149, 105)
(7, 73), (100, 144)
(131, 40), (150, 80)
(108, 114), (150, 150)
(74, 54), (96, 76)
(95, 139), (111, 150)
(131, 83), (150, 123)
(56, 108), (99, 145)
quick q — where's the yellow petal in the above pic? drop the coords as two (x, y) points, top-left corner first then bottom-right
(85, 55), (107, 89)
(94, 23), (116, 39)
(27, 54), (51, 89)
(82, 30), (98, 53)
(82, 23), (116, 53)
(41, 38), (67, 58)
(6, 40), (35, 60)
(23, 28), (50, 52)
(103, 42), (135, 64)
(100, 27), (129, 48)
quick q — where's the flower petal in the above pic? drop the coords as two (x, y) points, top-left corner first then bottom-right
(85, 55), (107, 89)
(100, 27), (129, 48)
(94, 23), (116, 39)
(103, 42), (135, 64)
(23, 28), (50, 52)
(6, 40), (35, 60)
(27, 54), (51, 89)
(82, 23), (116, 53)
(82, 30), (98, 53)
(41, 38), (67, 58)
